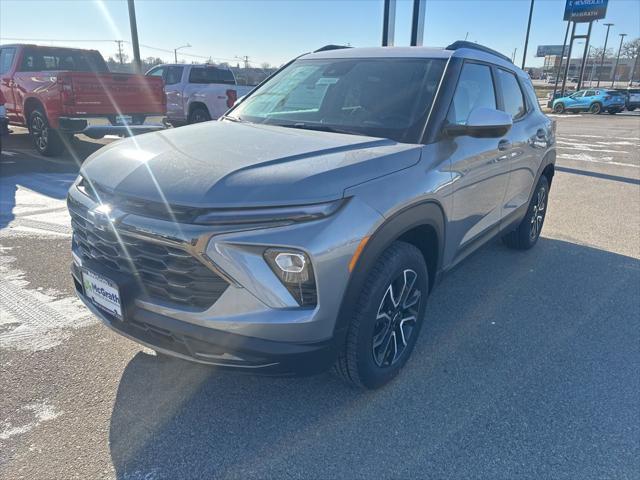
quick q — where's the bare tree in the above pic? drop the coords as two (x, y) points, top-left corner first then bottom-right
(622, 38), (640, 58)
(591, 47), (613, 59)
(260, 62), (272, 70)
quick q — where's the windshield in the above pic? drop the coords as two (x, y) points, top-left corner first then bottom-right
(228, 57), (446, 143)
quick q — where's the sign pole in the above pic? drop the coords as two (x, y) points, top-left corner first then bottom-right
(597, 23), (614, 87)
(611, 33), (627, 87)
(127, 0), (142, 74)
(382, 0), (396, 47)
(410, 0), (426, 47)
(560, 22), (576, 97)
(553, 21), (572, 100)
(576, 21), (593, 90)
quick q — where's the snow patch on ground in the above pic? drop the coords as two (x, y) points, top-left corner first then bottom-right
(0, 401), (61, 441)
(0, 249), (96, 352)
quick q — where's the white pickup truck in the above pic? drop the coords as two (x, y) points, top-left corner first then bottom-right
(146, 64), (254, 125)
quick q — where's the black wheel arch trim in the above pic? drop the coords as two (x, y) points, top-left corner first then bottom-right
(333, 200), (445, 337)
(188, 102), (211, 118)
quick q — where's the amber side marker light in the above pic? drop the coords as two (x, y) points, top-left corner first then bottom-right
(348, 236), (370, 272)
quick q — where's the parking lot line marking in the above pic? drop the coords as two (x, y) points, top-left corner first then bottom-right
(558, 153), (640, 168)
(557, 145), (629, 154)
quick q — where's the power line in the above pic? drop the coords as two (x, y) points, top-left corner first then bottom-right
(0, 36), (264, 65)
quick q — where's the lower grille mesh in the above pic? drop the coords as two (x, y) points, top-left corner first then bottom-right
(69, 201), (228, 310)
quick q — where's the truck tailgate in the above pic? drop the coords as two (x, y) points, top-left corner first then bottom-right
(69, 73), (165, 115)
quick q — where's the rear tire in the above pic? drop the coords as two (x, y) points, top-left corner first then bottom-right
(502, 175), (550, 250)
(188, 106), (211, 124)
(29, 109), (64, 156)
(627, 107), (636, 111)
(553, 103), (565, 114)
(607, 109), (619, 115)
(333, 242), (428, 389)
(589, 102), (602, 114)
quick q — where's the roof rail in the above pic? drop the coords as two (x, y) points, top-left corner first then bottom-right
(446, 41), (512, 64)
(314, 44), (352, 53)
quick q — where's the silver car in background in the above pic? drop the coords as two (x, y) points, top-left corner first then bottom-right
(68, 41), (555, 389)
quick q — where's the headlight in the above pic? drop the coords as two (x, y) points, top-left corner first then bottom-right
(264, 248), (316, 307)
(193, 199), (345, 226)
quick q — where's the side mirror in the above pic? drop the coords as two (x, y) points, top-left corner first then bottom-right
(445, 107), (513, 138)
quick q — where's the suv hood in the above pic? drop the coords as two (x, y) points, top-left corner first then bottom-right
(80, 121), (421, 208)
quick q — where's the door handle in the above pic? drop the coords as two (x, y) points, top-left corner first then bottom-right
(498, 139), (512, 151)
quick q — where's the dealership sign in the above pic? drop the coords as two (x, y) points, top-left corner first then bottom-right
(536, 45), (565, 57)
(563, 0), (608, 22)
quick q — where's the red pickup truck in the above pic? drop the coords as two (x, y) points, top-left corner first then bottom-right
(0, 44), (166, 155)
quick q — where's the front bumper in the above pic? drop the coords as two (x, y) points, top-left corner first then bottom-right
(67, 182), (383, 372)
(58, 115), (166, 138)
(73, 268), (336, 374)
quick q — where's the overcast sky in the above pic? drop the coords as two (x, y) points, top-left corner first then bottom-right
(1, 0), (639, 68)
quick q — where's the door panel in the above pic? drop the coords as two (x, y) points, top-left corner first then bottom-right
(446, 62), (510, 257)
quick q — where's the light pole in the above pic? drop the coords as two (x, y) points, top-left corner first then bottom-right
(611, 33), (627, 87)
(174, 43), (191, 63)
(521, 0), (535, 69)
(597, 23), (613, 87)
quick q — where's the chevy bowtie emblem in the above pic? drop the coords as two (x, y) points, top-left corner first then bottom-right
(88, 204), (116, 231)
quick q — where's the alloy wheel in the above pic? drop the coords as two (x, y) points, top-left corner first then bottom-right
(529, 186), (546, 241)
(372, 269), (422, 367)
(31, 115), (48, 151)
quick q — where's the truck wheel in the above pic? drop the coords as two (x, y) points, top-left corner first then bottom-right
(333, 242), (428, 389)
(607, 109), (619, 115)
(502, 175), (549, 250)
(188, 106), (211, 124)
(589, 102), (602, 114)
(553, 103), (565, 113)
(29, 109), (64, 156)
(627, 107), (636, 111)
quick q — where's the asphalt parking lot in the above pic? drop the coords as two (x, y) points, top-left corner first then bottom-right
(1, 113), (639, 479)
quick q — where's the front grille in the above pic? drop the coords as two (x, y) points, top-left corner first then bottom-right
(69, 202), (228, 310)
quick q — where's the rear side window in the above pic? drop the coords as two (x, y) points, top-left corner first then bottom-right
(19, 48), (108, 73)
(188, 67), (235, 85)
(496, 69), (526, 120)
(147, 66), (165, 77)
(165, 66), (184, 85)
(0, 47), (17, 74)
(447, 63), (496, 124)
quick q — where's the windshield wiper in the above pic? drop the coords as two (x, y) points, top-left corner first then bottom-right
(221, 115), (249, 123)
(275, 123), (357, 136)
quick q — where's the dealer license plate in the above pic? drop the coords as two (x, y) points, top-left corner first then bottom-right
(82, 268), (122, 319)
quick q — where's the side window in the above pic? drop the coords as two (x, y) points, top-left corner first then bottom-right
(570, 91), (584, 98)
(188, 67), (235, 85)
(0, 48), (17, 75)
(20, 49), (38, 71)
(165, 66), (183, 85)
(584, 90), (596, 97)
(496, 69), (526, 120)
(447, 63), (496, 125)
(147, 66), (165, 78)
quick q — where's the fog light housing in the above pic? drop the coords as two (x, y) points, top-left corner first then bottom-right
(264, 249), (317, 307)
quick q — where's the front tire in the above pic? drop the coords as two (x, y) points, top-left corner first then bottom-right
(502, 175), (550, 250)
(607, 109), (619, 115)
(333, 242), (428, 389)
(589, 102), (602, 114)
(29, 109), (64, 156)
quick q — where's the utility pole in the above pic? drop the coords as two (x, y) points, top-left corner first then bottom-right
(560, 22), (576, 97)
(127, 0), (142, 73)
(521, 0), (535, 69)
(597, 23), (613, 87)
(115, 40), (124, 64)
(237, 56), (250, 69)
(611, 33), (627, 87)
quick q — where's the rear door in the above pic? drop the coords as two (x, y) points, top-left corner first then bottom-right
(447, 62), (510, 253)
(581, 90), (597, 109)
(163, 66), (185, 121)
(497, 68), (545, 220)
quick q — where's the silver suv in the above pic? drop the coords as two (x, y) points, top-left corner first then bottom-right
(68, 42), (555, 389)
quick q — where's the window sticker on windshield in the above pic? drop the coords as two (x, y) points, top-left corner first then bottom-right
(317, 77), (339, 85)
